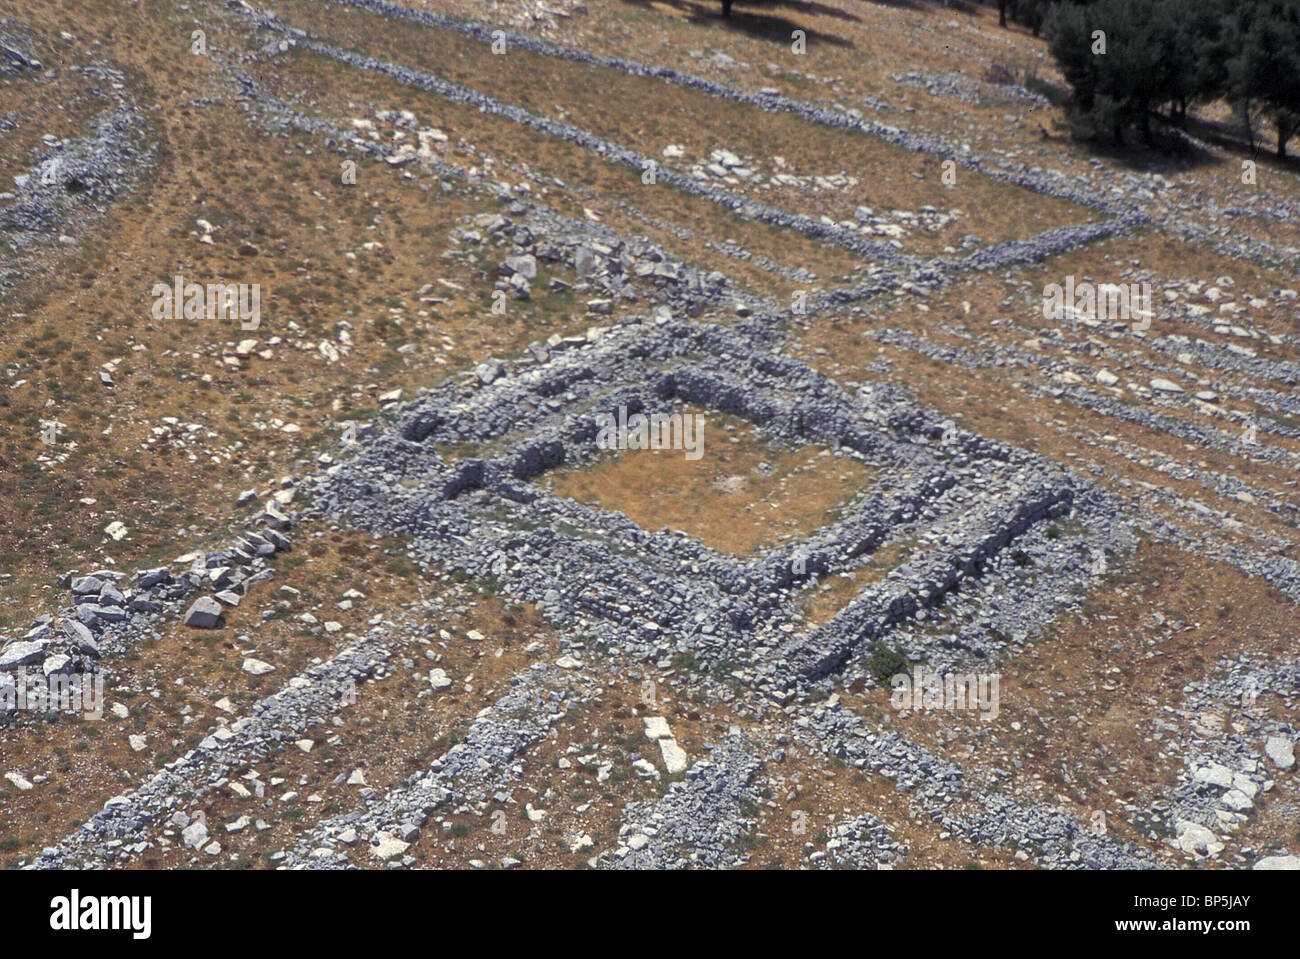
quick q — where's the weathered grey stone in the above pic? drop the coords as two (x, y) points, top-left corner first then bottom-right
(136, 567), (170, 588)
(503, 253), (536, 278)
(0, 640), (51, 670)
(183, 597), (224, 629)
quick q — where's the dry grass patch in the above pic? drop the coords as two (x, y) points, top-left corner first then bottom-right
(543, 409), (873, 555)
(0, 530), (565, 869)
(255, 45), (868, 294)
(855, 539), (1300, 865)
(795, 536), (913, 627)
(817, 335), (1299, 548)
(273, 0), (1097, 253)
(378, 674), (740, 869)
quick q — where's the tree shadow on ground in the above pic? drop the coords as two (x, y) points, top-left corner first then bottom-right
(617, 0), (998, 50)
(1017, 74), (1276, 172)
(1046, 108), (1296, 176)
(1066, 129), (1218, 173)
(1181, 112), (1299, 171)
(618, 0), (858, 48)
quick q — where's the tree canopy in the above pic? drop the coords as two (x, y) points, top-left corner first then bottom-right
(1033, 0), (1300, 155)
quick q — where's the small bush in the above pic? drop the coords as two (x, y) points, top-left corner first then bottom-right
(868, 643), (909, 685)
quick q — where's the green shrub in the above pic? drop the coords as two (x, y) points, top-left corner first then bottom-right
(868, 643), (909, 685)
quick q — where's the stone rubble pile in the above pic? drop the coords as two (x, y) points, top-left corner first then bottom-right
(809, 812), (909, 868)
(0, 496), (296, 702)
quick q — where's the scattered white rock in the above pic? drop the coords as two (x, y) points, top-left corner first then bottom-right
(643, 716), (672, 741)
(1175, 819), (1223, 857)
(632, 758), (660, 779)
(1264, 735), (1295, 770)
(371, 831), (410, 861)
(181, 819), (208, 849)
(1221, 789), (1253, 812)
(1193, 762), (1234, 789)
(659, 738), (689, 775)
